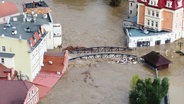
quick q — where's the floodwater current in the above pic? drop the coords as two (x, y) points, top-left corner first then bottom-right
(7, 0), (184, 104)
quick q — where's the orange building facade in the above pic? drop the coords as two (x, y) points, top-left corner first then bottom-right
(137, 0), (184, 39)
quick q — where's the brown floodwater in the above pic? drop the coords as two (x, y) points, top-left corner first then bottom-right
(7, 0), (184, 104)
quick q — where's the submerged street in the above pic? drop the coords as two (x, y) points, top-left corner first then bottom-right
(7, 0), (184, 104)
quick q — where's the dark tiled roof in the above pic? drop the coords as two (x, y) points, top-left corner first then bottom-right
(142, 51), (171, 68)
(25, 1), (48, 8)
(0, 80), (33, 104)
(0, 52), (15, 58)
(0, 2), (19, 17)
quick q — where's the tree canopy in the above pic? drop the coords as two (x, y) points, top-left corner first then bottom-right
(129, 75), (169, 104)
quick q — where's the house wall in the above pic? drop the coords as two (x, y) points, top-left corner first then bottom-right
(30, 34), (47, 81)
(161, 10), (173, 31)
(42, 24), (54, 49)
(0, 37), (32, 80)
(128, 0), (138, 18)
(53, 24), (62, 48)
(24, 7), (51, 14)
(0, 56), (15, 69)
(0, 33), (47, 81)
(0, 13), (20, 24)
(144, 7), (163, 31)
(126, 29), (175, 48)
(24, 85), (39, 104)
(172, 8), (183, 39)
(42, 23), (62, 49)
(137, 3), (145, 25)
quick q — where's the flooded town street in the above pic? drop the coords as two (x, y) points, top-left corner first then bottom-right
(7, 0), (184, 104)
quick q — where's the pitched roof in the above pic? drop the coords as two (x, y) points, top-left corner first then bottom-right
(138, 0), (184, 10)
(141, 51), (171, 68)
(42, 54), (64, 72)
(0, 64), (11, 78)
(0, 80), (33, 104)
(0, 1), (19, 17)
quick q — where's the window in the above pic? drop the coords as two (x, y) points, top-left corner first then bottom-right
(152, 11), (155, 16)
(130, 3), (132, 6)
(1, 58), (4, 64)
(166, 1), (172, 8)
(148, 10), (150, 15)
(151, 1), (153, 5)
(155, 22), (158, 27)
(156, 12), (159, 17)
(130, 10), (132, 14)
(2, 46), (6, 52)
(178, 0), (182, 7)
(151, 21), (154, 26)
(32, 90), (34, 94)
(147, 20), (150, 26)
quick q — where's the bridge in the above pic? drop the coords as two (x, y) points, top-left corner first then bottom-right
(69, 52), (140, 64)
(69, 46), (132, 54)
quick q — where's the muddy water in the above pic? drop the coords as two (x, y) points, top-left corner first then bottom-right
(6, 0), (184, 103)
(48, 0), (128, 48)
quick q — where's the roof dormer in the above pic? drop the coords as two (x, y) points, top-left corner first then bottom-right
(149, 0), (158, 6)
(141, 0), (147, 2)
(177, 0), (182, 7)
(165, 0), (172, 8)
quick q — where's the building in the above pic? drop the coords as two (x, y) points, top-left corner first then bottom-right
(0, 80), (39, 104)
(23, 1), (62, 49)
(125, 0), (184, 48)
(128, 0), (138, 18)
(33, 50), (69, 98)
(141, 51), (171, 70)
(0, 1), (62, 81)
(0, 64), (15, 80)
(0, 1), (20, 24)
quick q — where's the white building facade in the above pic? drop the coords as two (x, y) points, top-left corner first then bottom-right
(0, 1), (62, 81)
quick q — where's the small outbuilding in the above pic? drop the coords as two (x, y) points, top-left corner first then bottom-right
(141, 51), (171, 70)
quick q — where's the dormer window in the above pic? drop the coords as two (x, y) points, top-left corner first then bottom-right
(149, 0), (158, 6)
(166, 1), (172, 8)
(141, 0), (147, 2)
(178, 0), (182, 7)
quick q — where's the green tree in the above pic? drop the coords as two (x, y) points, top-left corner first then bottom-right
(129, 77), (169, 104)
(131, 74), (140, 89)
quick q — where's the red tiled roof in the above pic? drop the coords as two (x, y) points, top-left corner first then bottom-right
(33, 71), (61, 99)
(28, 31), (42, 48)
(0, 80), (33, 104)
(33, 51), (69, 99)
(0, 2), (19, 17)
(138, 0), (184, 10)
(42, 55), (65, 73)
(0, 64), (11, 78)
